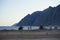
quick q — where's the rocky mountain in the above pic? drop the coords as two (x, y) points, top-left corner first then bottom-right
(16, 4), (60, 26)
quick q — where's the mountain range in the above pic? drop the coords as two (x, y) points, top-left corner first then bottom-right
(16, 4), (60, 26)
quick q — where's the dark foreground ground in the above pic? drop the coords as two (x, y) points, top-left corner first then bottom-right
(0, 30), (60, 40)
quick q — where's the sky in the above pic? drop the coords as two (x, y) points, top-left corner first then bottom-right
(0, 0), (60, 26)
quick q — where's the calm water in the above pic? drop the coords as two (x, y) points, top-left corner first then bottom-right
(0, 26), (39, 30)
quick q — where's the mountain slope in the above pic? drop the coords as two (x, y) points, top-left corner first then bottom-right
(16, 4), (60, 26)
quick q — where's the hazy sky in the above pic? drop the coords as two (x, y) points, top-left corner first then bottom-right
(0, 0), (60, 26)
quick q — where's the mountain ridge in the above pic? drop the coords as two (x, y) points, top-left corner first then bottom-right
(16, 4), (60, 26)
